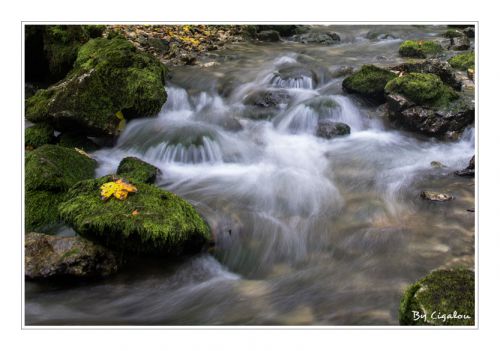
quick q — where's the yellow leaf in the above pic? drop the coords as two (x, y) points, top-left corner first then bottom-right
(100, 178), (137, 201)
(75, 147), (92, 158)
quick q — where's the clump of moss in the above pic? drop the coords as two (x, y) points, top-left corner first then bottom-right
(25, 144), (96, 192)
(117, 157), (159, 184)
(399, 269), (474, 326)
(342, 65), (397, 102)
(25, 191), (67, 231)
(399, 40), (443, 58)
(57, 133), (99, 152)
(25, 124), (55, 149)
(59, 175), (212, 255)
(385, 73), (459, 107)
(26, 37), (167, 136)
(448, 52), (475, 71)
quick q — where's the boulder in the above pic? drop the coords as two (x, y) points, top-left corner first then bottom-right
(342, 65), (397, 103)
(316, 120), (351, 139)
(117, 157), (160, 184)
(270, 65), (318, 89)
(448, 36), (471, 51)
(291, 31), (341, 45)
(455, 155), (475, 177)
(58, 175), (212, 255)
(443, 29), (464, 38)
(57, 133), (99, 152)
(448, 52), (475, 71)
(25, 37), (167, 137)
(462, 27), (475, 38)
(385, 73), (474, 136)
(420, 191), (453, 202)
(391, 59), (463, 90)
(25, 190), (67, 232)
(25, 123), (55, 150)
(399, 269), (474, 325)
(25, 232), (119, 280)
(243, 89), (291, 120)
(256, 30), (280, 42)
(398, 40), (443, 58)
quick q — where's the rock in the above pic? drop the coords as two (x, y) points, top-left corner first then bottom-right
(385, 74), (474, 136)
(462, 27), (475, 38)
(59, 175), (212, 255)
(304, 96), (339, 119)
(57, 133), (99, 152)
(455, 155), (475, 177)
(420, 191), (453, 202)
(430, 161), (447, 168)
(25, 145), (97, 231)
(399, 269), (474, 325)
(25, 25), (105, 84)
(391, 59), (463, 90)
(25, 232), (119, 280)
(291, 31), (341, 45)
(448, 36), (471, 51)
(256, 30), (280, 42)
(331, 65), (354, 78)
(25, 124), (55, 150)
(270, 65), (318, 89)
(247, 25), (305, 38)
(117, 157), (160, 184)
(398, 40), (443, 58)
(448, 52), (475, 71)
(342, 65), (397, 103)
(366, 31), (397, 40)
(25, 37), (167, 137)
(443, 29), (465, 38)
(316, 120), (351, 139)
(25, 145), (96, 192)
(243, 89), (291, 120)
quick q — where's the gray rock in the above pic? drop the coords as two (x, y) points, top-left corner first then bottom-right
(449, 36), (471, 50)
(420, 191), (453, 202)
(455, 155), (475, 177)
(291, 32), (341, 45)
(25, 232), (120, 280)
(316, 120), (351, 139)
(256, 30), (281, 42)
(462, 27), (475, 38)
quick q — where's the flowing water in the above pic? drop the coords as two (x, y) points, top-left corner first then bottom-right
(25, 25), (475, 326)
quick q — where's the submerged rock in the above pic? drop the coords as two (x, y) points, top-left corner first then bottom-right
(399, 269), (474, 325)
(420, 191), (453, 202)
(25, 232), (119, 280)
(243, 89), (291, 120)
(342, 65), (397, 103)
(117, 157), (160, 184)
(25, 37), (167, 137)
(316, 120), (350, 139)
(25, 123), (55, 150)
(398, 40), (443, 58)
(256, 30), (280, 42)
(271, 65), (318, 89)
(291, 31), (341, 45)
(455, 155), (475, 177)
(59, 175), (212, 255)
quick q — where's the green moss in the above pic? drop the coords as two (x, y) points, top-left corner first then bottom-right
(448, 52), (475, 71)
(59, 176), (211, 255)
(25, 190), (66, 231)
(399, 40), (443, 58)
(117, 157), (159, 184)
(385, 73), (459, 107)
(342, 65), (397, 102)
(399, 269), (474, 326)
(26, 37), (167, 136)
(25, 124), (55, 149)
(25, 145), (96, 192)
(57, 133), (98, 152)
(443, 29), (464, 38)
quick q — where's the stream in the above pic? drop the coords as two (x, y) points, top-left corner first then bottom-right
(25, 25), (475, 326)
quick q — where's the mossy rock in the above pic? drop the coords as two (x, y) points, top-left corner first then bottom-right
(25, 37), (167, 136)
(342, 65), (397, 103)
(448, 52), (475, 71)
(117, 157), (159, 184)
(443, 29), (464, 38)
(57, 133), (99, 152)
(59, 176), (212, 255)
(385, 73), (458, 108)
(25, 190), (67, 231)
(399, 269), (474, 326)
(25, 123), (55, 149)
(25, 145), (96, 192)
(25, 25), (106, 84)
(398, 40), (443, 58)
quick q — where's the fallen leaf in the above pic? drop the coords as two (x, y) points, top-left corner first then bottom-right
(100, 178), (138, 201)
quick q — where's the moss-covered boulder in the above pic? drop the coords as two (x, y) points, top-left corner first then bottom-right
(117, 157), (159, 184)
(384, 73), (473, 136)
(25, 144), (96, 192)
(399, 269), (474, 326)
(59, 175), (212, 255)
(25, 232), (119, 280)
(25, 145), (97, 231)
(443, 29), (464, 38)
(25, 37), (167, 136)
(25, 123), (55, 150)
(390, 59), (462, 90)
(342, 65), (397, 103)
(385, 73), (458, 107)
(399, 40), (443, 58)
(57, 133), (99, 152)
(25, 25), (105, 84)
(448, 52), (475, 71)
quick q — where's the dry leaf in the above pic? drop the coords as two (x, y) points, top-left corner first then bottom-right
(100, 178), (138, 201)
